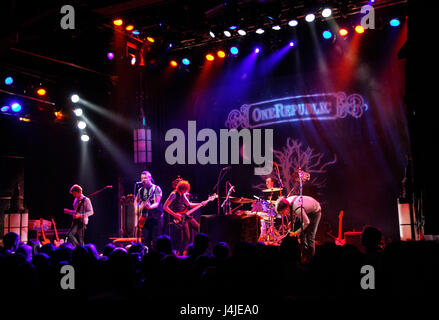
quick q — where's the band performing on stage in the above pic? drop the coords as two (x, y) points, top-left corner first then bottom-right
(63, 166), (321, 262)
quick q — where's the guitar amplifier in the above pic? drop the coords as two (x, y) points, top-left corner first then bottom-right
(200, 214), (261, 252)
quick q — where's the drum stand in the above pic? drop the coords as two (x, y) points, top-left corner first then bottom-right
(258, 202), (281, 244)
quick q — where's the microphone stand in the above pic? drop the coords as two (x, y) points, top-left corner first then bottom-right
(221, 182), (234, 215)
(212, 168), (229, 215)
(274, 163), (288, 235)
(134, 182), (143, 242)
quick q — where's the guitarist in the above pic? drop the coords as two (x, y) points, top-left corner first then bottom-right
(275, 195), (322, 263)
(163, 180), (205, 254)
(134, 171), (163, 248)
(65, 184), (94, 246)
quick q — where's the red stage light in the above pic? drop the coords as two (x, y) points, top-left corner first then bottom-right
(339, 28), (348, 37)
(113, 19), (123, 26)
(37, 88), (46, 96)
(355, 25), (365, 34)
(206, 54), (215, 61)
(217, 50), (226, 58)
(170, 60), (178, 67)
(125, 25), (134, 31)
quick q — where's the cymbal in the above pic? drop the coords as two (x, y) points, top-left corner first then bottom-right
(262, 187), (283, 192)
(231, 197), (254, 204)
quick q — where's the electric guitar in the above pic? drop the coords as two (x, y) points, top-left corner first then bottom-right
(173, 194), (218, 225)
(335, 210), (345, 246)
(52, 218), (64, 247)
(136, 200), (163, 229)
(40, 218), (51, 245)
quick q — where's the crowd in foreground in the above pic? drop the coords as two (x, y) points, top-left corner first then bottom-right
(1, 226), (439, 311)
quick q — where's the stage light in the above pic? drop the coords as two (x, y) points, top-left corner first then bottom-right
(77, 120), (87, 129)
(37, 88), (46, 96)
(170, 60), (178, 68)
(230, 47), (239, 55)
(81, 134), (90, 142)
(130, 56), (136, 65)
(71, 94), (80, 103)
(1, 106), (9, 112)
(11, 102), (21, 112)
(323, 30), (332, 39)
(224, 30), (232, 37)
(125, 25), (134, 31)
(254, 47), (260, 54)
(355, 25), (365, 34)
(54, 111), (65, 120)
(305, 14), (315, 22)
(209, 31), (215, 38)
(113, 19), (123, 26)
(255, 28), (265, 34)
(272, 25), (281, 31)
(322, 8), (332, 18)
(107, 52), (114, 60)
(182, 58), (190, 65)
(339, 28), (349, 37)
(288, 20), (298, 27)
(217, 50), (226, 58)
(206, 54), (215, 61)
(229, 26), (237, 30)
(146, 37), (155, 43)
(74, 108), (83, 116)
(237, 29), (246, 36)
(390, 18), (400, 27)
(5, 77), (13, 85)
(132, 30), (140, 35)
(289, 41), (295, 47)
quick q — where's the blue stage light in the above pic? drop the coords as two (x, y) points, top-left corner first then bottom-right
(182, 58), (190, 65)
(230, 47), (239, 55)
(390, 18), (400, 27)
(1, 105), (9, 112)
(323, 30), (332, 39)
(254, 47), (260, 54)
(5, 77), (13, 85)
(11, 102), (22, 112)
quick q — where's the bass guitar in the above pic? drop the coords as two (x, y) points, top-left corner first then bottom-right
(173, 194), (218, 225)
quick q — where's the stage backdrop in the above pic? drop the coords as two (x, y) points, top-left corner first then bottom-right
(138, 24), (408, 240)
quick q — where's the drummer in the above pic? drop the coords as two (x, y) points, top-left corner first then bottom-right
(264, 177), (282, 202)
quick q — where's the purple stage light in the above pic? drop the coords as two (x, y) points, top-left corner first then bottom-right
(107, 52), (114, 60)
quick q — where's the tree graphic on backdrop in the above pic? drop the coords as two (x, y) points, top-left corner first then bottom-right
(254, 138), (337, 196)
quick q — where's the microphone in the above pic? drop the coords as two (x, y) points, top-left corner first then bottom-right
(105, 185), (113, 189)
(136, 181), (143, 184)
(221, 166), (231, 171)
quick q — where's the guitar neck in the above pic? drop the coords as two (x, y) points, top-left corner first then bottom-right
(337, 211), (344, 239)
(181, 203), (204, 216)
(52, 219), (60, 241)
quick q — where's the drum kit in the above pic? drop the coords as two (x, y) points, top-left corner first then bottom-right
(222, 187), (289, 245)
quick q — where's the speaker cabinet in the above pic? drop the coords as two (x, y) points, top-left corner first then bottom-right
(2, 213), (28, 242)
(200, 214), (260, 251)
